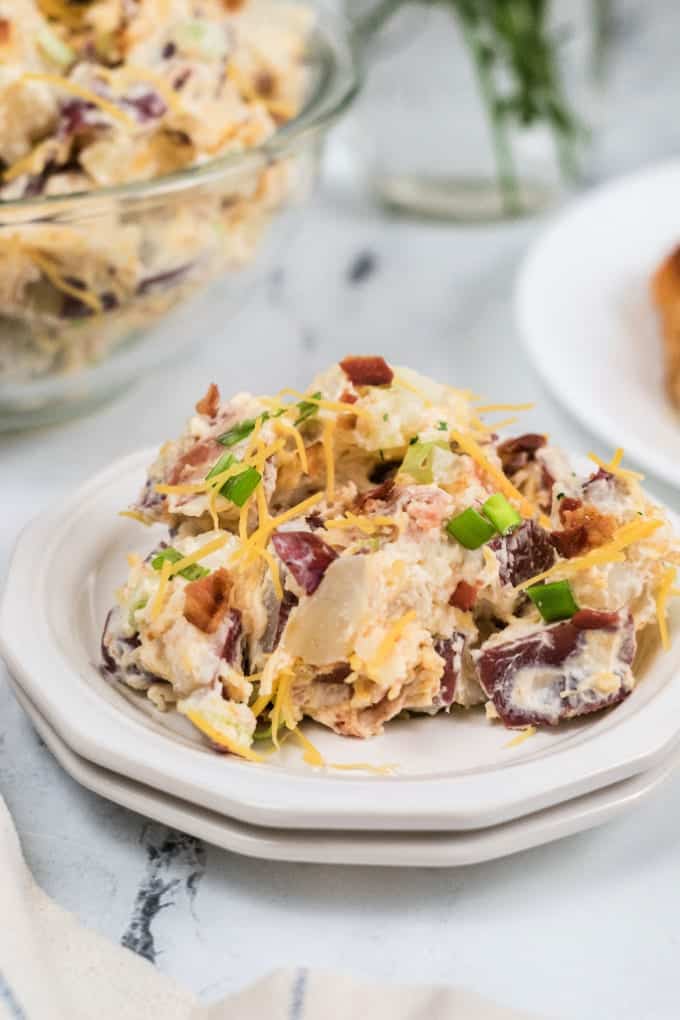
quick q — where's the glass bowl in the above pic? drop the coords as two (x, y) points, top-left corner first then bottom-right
(0, 6), (359, 431)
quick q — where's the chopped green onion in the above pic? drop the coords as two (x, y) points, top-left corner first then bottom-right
(401, 440), (449, 484)
(175, 18), (229, 60)
(217, 419), (256, 448)
(37, 25), (75, 68)
(221, 466), (261, 507)
(408, 435), (418, 446)
(206, 452), (236, 480)
(382, 413), (389, 422)
(128, 596), (148, 629)
(446, 508), (497, 549)
(295, 391), (322, 426)
(437, 421), (448, 431)
(253, 725), (273, 742)
(482, 493), (522, 535)
(527, 580), (579, 623)
(151, 547), (209, 582)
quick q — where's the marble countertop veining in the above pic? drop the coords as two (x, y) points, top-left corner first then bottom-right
(4, 5), (680, 1017)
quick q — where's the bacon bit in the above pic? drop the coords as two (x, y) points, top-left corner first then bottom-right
(497, 433), (547, 474)
(167, 439), (221, 484)
(340, 389), (358, 404)
(551, 502), (616, 560)
(195, 383), (220, 418)
(340, 355), (393, 387)
(0, 19), (12, 44)
(449, 580), (478, 611)
(223, 0), (247, 9)
(183, 568), (232, 634)
(559, 497), (582, 520)
(572, 609), (621, 631)
(254, 69), (276, 98)
(354, 479), (395, 511)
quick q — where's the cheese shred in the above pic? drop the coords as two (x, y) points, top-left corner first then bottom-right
(655, 566), (677, 651)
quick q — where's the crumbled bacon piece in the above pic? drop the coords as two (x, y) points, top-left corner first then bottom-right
(354, 480), (395, 511)
(551, 502), (616, 559)
(195, 383), (220, 418)
(449, 580), (478, 611)
(167, 439), (221, 484)
(340, 389), (358, 404)
(183, 568), (232, 634)
(0, 18), (12, 44)
(340, 355), (393, 387)
(497, 434), (546, 475)
(315, 663), (352, 684)
(254, 69), (276, 97)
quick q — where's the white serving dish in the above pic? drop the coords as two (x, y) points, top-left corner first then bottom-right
(516, 158), (680, 488)
(2, 449), (680, 833)
(9, 677), (680, 868)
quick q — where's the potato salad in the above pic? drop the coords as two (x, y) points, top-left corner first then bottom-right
(0, 0), (311, 382)
(102, 357), (680, 762)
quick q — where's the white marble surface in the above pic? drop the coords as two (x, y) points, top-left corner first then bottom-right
(4, 5), (680, 1018)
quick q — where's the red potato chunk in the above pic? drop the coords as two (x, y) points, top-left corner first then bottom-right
(474, 611), (636, 728)
(489, 520), (556, 587)
(272, 531), (338, 595)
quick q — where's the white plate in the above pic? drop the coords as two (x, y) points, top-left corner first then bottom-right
(8, 676), (680, 868)
(2, 449), (680, 833)
(515, 158), (680, 488)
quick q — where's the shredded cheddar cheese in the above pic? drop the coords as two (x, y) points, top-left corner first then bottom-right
(520, 518), (664, 589)
(97, 65), (185, 116)
(270, 668), (294, 747)
(505, 726), (536, 748)
(182, 709), (263, 762)
(655, 566), (677, 651)
(392, 372), (432, 407)
(276, 419), (309, 474)
(368, 611), (418, 673)
(322, 417), (336, 503)
(119, 510), (150, 526)
(475, 402), (535, 413)
(167, 534), (229, 577)
(150, 559), (173, 621)
(587, 448), (645, 483)
(324, 513), (398, 535)
(277, 388), (373, 420)
(293, 727), (325, 766)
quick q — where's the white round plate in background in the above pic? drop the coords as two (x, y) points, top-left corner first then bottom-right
(515, 159), (680, 488)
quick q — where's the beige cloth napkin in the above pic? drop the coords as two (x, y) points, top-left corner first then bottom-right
(0, 798), (543, 1020)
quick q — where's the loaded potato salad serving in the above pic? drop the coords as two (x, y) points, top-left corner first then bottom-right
(0, 0), (312, 383)
(102, 357), (680, 764)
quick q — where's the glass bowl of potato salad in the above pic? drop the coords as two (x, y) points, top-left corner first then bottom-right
(0, 0), (359, 429)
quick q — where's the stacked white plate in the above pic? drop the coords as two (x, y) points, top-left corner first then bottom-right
(2, 450), (680, 867)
